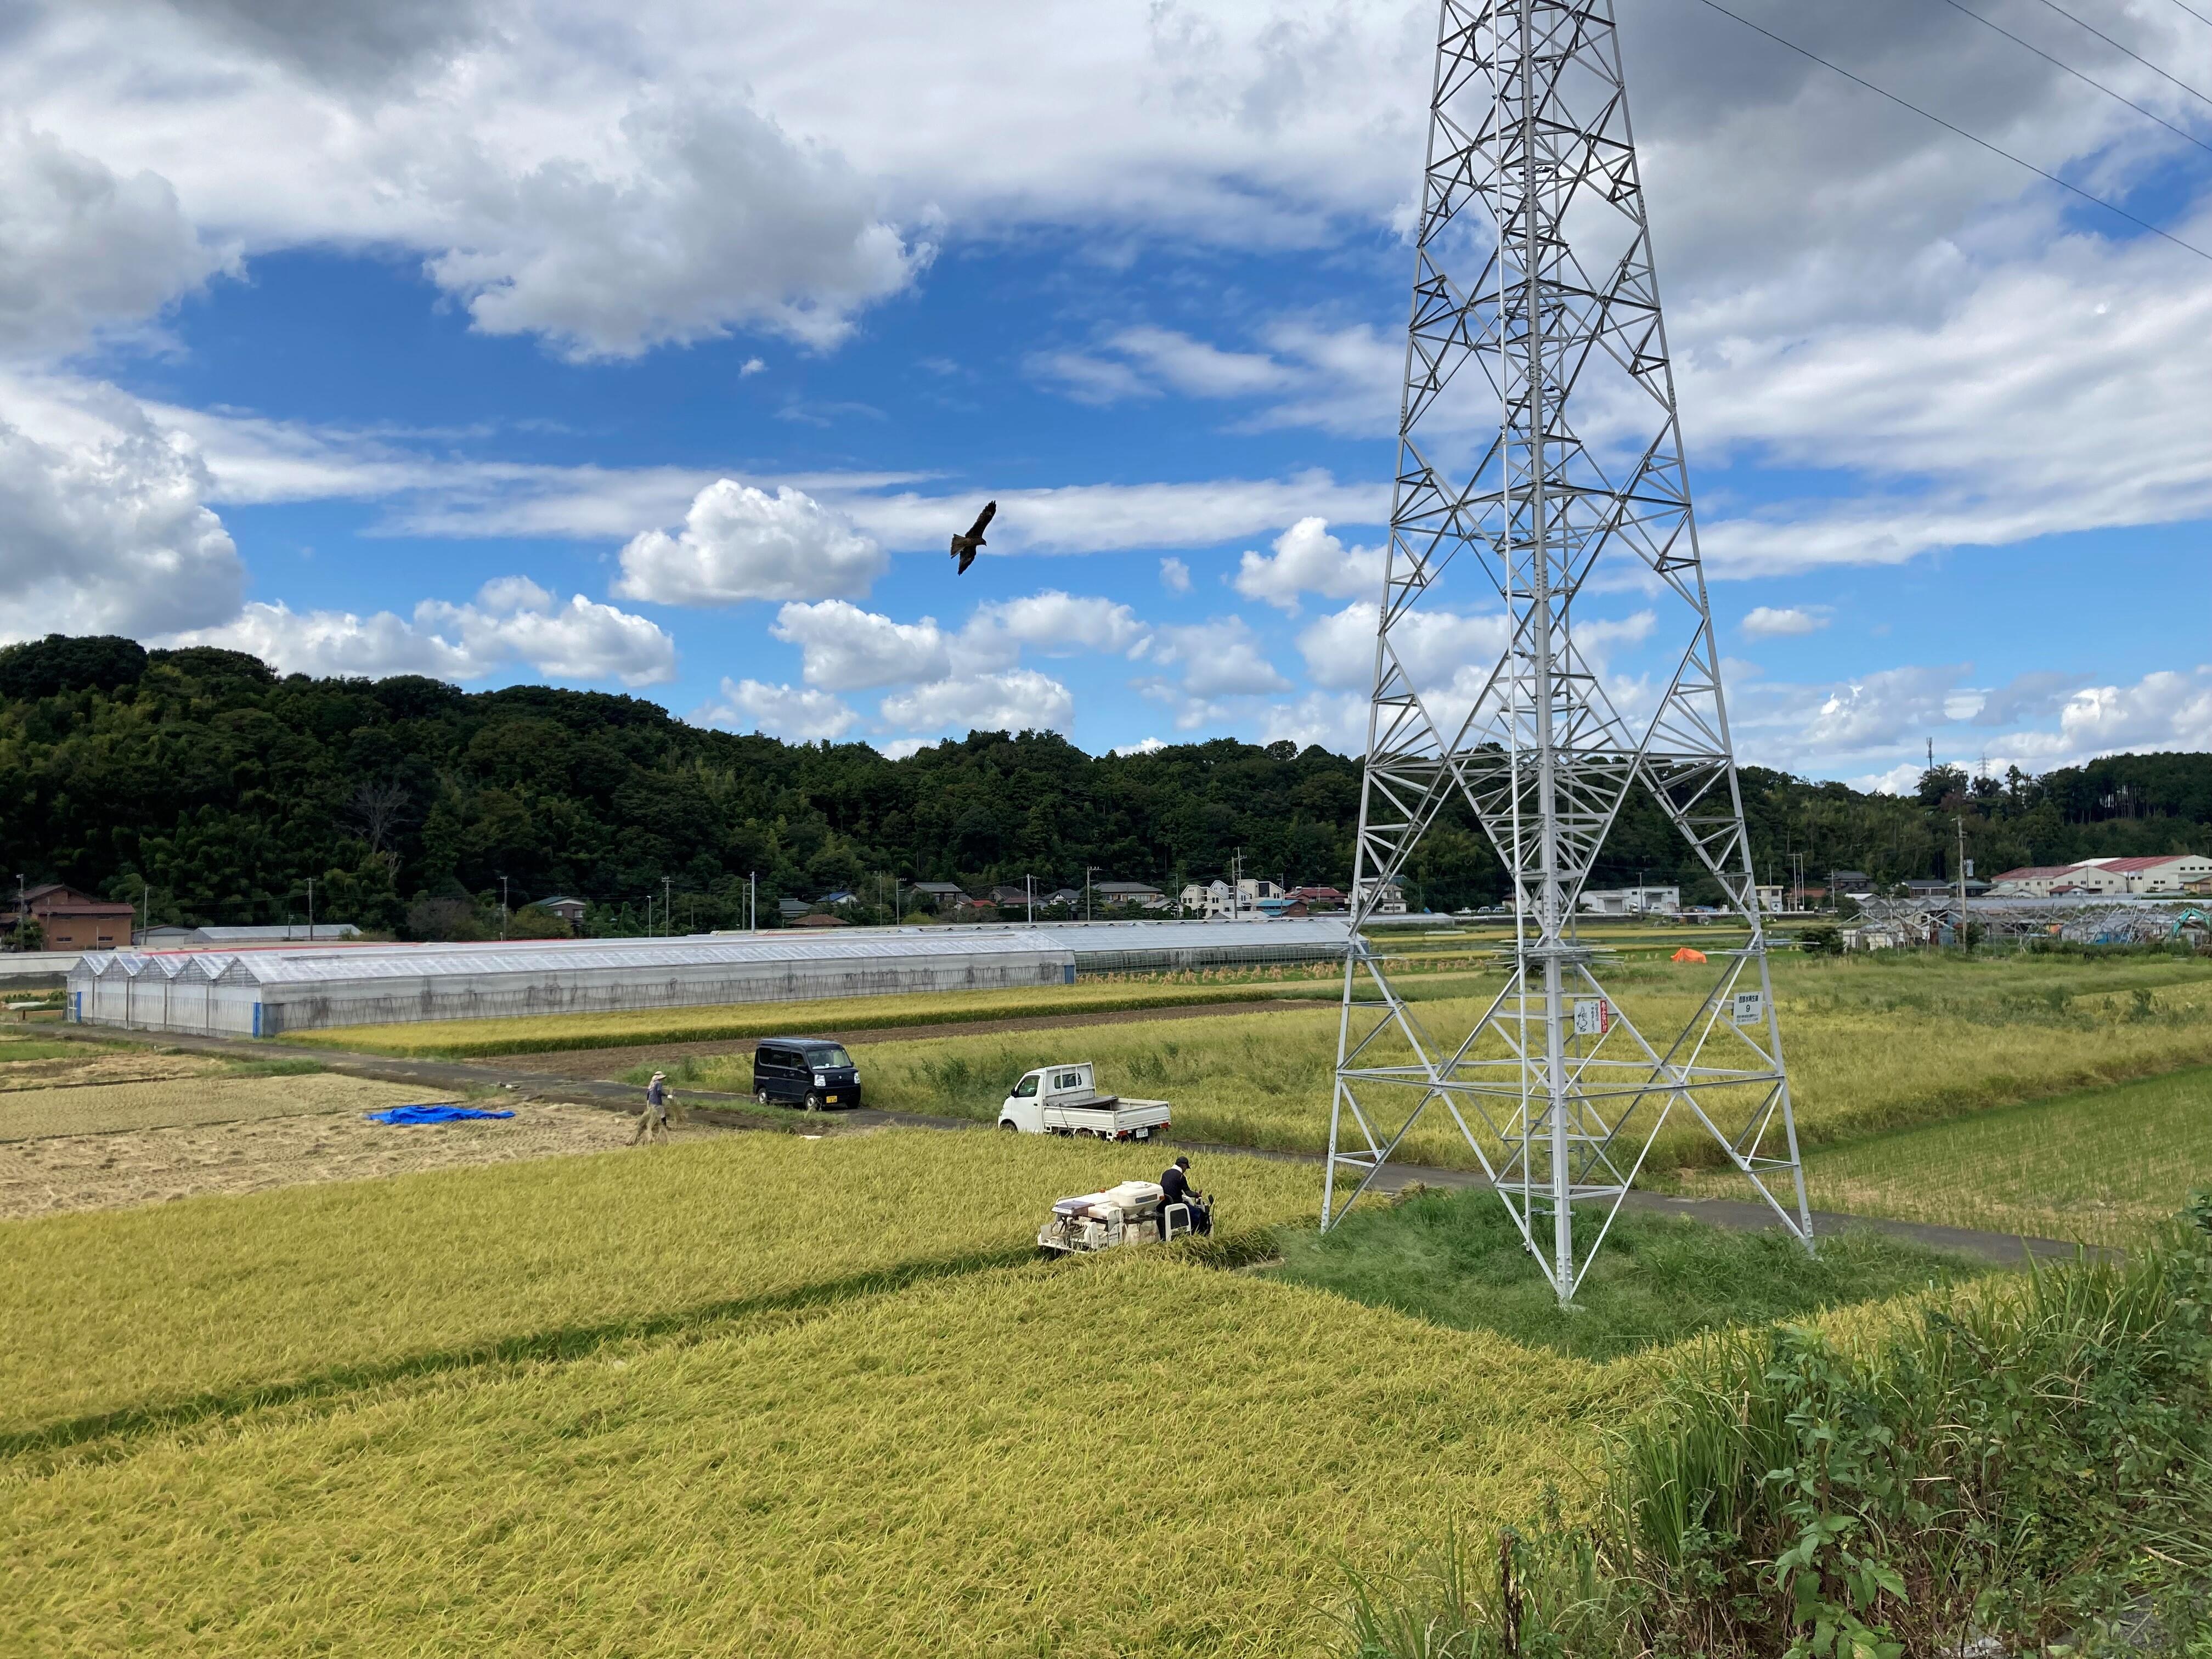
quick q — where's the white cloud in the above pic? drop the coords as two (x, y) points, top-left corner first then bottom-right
(0, 413), (244, 640)
(1741, 606), (1827, 639)
(1158, 556), (1191, 594)
(171, 578), (676, 685)
(615, 480), (886, 605)
(0, 127), (228, 358)
(963, 591), (1147, 659)
(1234, 516), (1386, 612)
(1113, 736), (1167, 755)
(771, 600), (950, 690)
(1262, 691), (1370, 755)
(1296, 602), (1508, 692)
(1797, 664), (1966, 754)
(1144, 618), (1291, 700)
(692, 677), (858, 742)
(878, 669), (1074, 735)
(1035, 319), (1398, 437)
(740, 357), (766, 376)
(2001, 669), (2212, 762)
(420, 96), (932, 359)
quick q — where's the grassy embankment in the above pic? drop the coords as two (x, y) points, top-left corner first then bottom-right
(668, 952), (2212, 1176)
(1683, 1062), (2212, 1247)
(1267, 1183), (1983, 1362)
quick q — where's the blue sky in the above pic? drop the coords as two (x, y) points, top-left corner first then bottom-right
(2, 0), (2208, 787)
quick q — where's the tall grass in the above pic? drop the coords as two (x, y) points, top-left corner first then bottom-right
(0, 1130), (1321, 1452)
(2, 1254), (1625, 1658)
(1342, 1200), (2212, 1657)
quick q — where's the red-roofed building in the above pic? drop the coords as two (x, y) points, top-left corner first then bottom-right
(1989, 855), (2212, 897)
(1, 883), (136, 950)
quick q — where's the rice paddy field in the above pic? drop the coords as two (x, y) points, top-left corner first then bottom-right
(658, 951), (2212, 1179)
(1686, 1062), (2212, 1248)
(12, 949), (2211, 1655)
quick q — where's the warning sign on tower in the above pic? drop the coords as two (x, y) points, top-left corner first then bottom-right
(1573, 998), (1612, 1036)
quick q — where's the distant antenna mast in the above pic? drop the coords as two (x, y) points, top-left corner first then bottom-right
(1326, 0), (1812, 1301)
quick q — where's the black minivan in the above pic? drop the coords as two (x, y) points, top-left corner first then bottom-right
(751, 1037), (861, 1110)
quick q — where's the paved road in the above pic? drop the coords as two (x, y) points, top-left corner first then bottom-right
(48, 1022), (2113, 1265)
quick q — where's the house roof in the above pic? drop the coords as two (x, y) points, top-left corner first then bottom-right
(2092, 855), (2203, 874)
(1990, 865), (2081, 882)
(1094, 882), (1162, 895)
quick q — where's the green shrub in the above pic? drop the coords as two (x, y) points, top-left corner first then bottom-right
(1343, 1196), (2212, 1657)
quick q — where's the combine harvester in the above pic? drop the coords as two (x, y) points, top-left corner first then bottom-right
(1036, 1179), (1210, 1255)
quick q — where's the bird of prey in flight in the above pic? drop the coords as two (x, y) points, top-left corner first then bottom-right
(950, 501), (996, 574)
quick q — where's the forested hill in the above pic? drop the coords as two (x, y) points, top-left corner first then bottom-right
(3, 633), (2208, 936)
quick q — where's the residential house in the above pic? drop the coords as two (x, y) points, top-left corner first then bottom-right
(533, 895), (588, 925)
(2, 883), (138, 951)
(986, 885), (1032, 910)
(777, 898), (812, 921)
(1353, 874), (1409, 916)
(1827, 869), (1874, 898)
(1287, 884), (1347, 910)
(1987, 864), (2083, 898)
(1094, 881), (1170, 911)
(910, 881), (966, 912)
(792, 912), (849, 928)
(819, 889), (860, 908)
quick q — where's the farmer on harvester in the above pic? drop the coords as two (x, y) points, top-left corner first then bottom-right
(1159, 1154), (1210, 1237)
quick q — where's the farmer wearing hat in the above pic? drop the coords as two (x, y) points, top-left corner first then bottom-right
(630, 1070), (675, 1144)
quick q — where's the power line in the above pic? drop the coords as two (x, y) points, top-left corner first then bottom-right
(2164, 0), (2212, 30)
(1936, 0), (2212, 160)
(2027, 0), (2212, 109)
(1683, 0), (2212, 267)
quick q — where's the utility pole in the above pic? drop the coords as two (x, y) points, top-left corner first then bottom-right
(307, 877), (317, 941)
(1085, 865), (1099, 923)
(1026, 874), (1034, 924)
(1956, 816), (1969, 952)
(750, 871), (758, 933)
(496, 876), (505, 941)
(662, 876), (673, 939)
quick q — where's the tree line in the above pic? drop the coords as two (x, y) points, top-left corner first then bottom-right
(2, 633), (2206, 938)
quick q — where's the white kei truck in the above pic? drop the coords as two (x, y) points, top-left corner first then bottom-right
(995, 1062), (1170, 1143)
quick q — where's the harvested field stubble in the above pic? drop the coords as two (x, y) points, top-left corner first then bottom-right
(0, 1097), (704, 1223)
(0, 1073), (427, 1143)
(0, 1255), (1624, 1658)
(0, 1130), (1320, 1448)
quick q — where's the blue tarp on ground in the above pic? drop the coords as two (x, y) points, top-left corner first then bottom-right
(364, 1104), (517, 1125)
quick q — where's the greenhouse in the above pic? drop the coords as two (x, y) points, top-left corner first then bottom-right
(66, 918), (1353, 1038)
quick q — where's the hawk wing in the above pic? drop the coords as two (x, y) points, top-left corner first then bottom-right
(966, 500), (997, 541)
(957, 546), (978, 574)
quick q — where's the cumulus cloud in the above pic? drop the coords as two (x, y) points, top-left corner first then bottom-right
(770, 591), (1147, 691)
(0, 414), (244, 640)
(616, 480), (886, 605)
(1797, 664), (1967, 753)
(1296, 602), (1507, 692)
(878, 668), (1075, 735)
(0, 127), (227, 358)
(962, 590), (1147, 659)
(1233, 516), (1386, 612)
(692, 676), (858, 741)
(1741, 606), (1827, 639)
(1034, 320), (1398, 437)
(1143, 617), (1291, 700)
(1159, 557), (1191, 594)
(2001, 669), (2212, 762)
(771, 600), (950, 690)
(424, 98), (928, 359)
(171, 577), (676, 685)
(1113, 736), (1167, 755)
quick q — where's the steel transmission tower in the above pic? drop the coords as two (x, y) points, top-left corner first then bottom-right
(1324, 0), (1813, 1299)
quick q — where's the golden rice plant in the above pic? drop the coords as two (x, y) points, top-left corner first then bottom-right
(1, 1254), (1628, 1658)
(1683, 1062), (2212, 1248)
(292, 977), (1340, 1058)
(0, 1129), (1319, 1448)
(816, 954), (2212, 1175)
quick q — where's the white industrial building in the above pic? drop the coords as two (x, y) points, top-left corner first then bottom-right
(68, 918), (1353, 1038)
(1989, 855), (2212, 897)
(1577, 884), (1679, 917)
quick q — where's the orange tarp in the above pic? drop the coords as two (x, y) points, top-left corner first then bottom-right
(1671, 947), (1707, 963)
